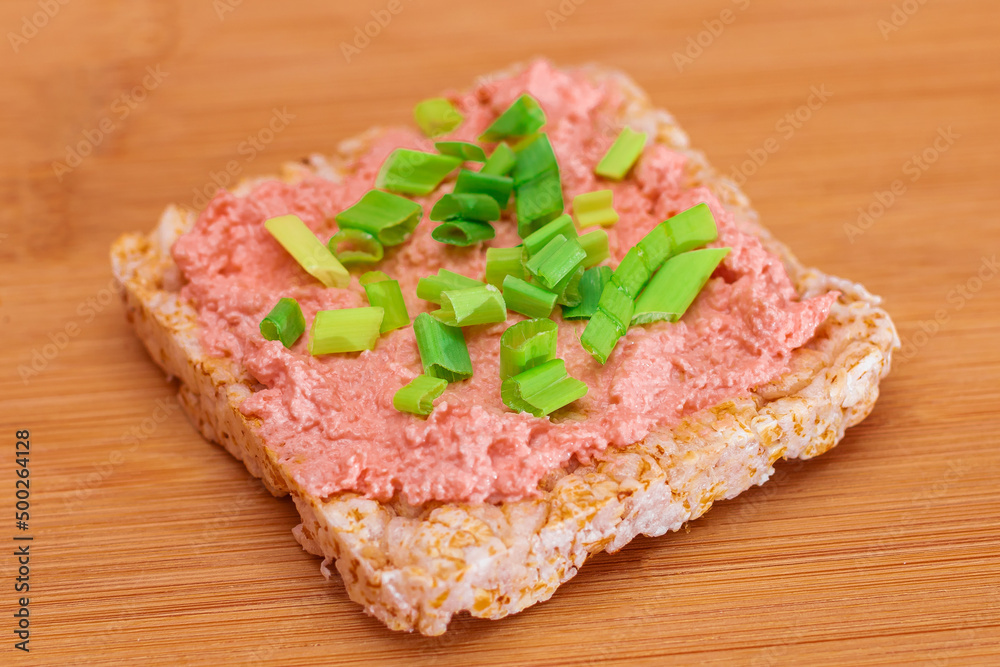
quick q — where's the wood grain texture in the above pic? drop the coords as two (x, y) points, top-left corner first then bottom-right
(1, 0), (998, 664)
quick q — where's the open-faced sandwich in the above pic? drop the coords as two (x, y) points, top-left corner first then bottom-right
(111, 60), (898, 635)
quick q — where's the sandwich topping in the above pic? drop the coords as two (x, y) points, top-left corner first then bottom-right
(171, 60), (836, 505)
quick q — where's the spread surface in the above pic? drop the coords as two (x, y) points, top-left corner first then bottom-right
(171, 61), (836, 504)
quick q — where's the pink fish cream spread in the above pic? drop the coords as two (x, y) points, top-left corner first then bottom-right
(171, 60), (836, 505)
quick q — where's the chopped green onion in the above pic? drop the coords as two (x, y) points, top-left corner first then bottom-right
(561, 266), (613, 320)
(595, 127), (647, 181)
(597, 279), (635, 333)
(259, 297), (306, 348)
(579, 229), (610, 267)
(414, 97), (463, 137)
(552, 265), (585, 307)
(481, 142), (517, 176)
(416, 269), (483, 304)
(501, 359), (588, 418)
(433, 284), (507, 327)
(524, 234), (586, 291)
(512, 134), (559, 187)
(479, 94), (546, 142)
(434, 141), (487, 162)
(362, 276), (410, 333)
(375, 149), (462, 196)
(393, 374), (448, 416)
(572, 190), (619, 228)
(636, 223), (672, 271)
(359, 270), (390, 286)
(612, 247), (652, 298)
(633, 248), (730, 325)
(454, 169), (513, 209)
(522, 214), (577, 256)
(485, 246), (527, 288)
(309, 307), (384, 355)
(663, 203), (719, 255)
(502, 275), (558, 319)
(413, 312), (473, 382)
(335, 190), (422, 247)
(431, 220), (496, 246)
(515, 170), (564, 238)
(579, 310), (623, 364)
(430, 193), (501, 222)
(500, 318), (558, 380)
(264, 214), (350, 288)
(327, 228), (384, 265)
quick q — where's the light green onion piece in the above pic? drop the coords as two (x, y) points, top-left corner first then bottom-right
(502, 275), (558, 319)
(572, 190), (619, 228)
(597, 279), (635, 333)
(512, 134), (559, 187)
(362, 276), (410, 333)
(561, 266), (613, 320)
(525, 234), (586, 291)
(579, 229), (610, 268)
(435, 141), (487, 162)
(515, 170), (564, 238)
(633, 248), (730, 325)
(595, 127), (647, 181)
(433, 284), (507, 327)
(636, 223), (672, 271)
(663, 203), (719, 255)
(430, 193), (501, 222)
(500, 318), (558, 380)
(393, 374), (448, 417)
(485, 246), (527, 288)
(309, 307), (384, 355)
(414, 98), (463, 137)
(552, 265), (585, 307)
(335, 190), (422, 247)
(264, 215), (350, 288)
(481, 142), (517, 176)
(359, 270), (390, 286)
(376, 149), (462, 196)
(580, 310), (623, 364)
(327, 228), (384, 265)
(431, 220), (496, 246)
(454, 169), (514, 209)
(613, 247), (652, 298)
(479, 94), (546, 142)
(413, 312), (473, 382)
(522, 214), (577, 256)
(501, 359), (588, 418)
(416, 269), (483, 304)
(259, 297), (306, 348)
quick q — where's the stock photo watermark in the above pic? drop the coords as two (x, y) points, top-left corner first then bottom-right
(878, 0), (932, 39)
(213, 0), (242, 21)
(7, 0), (70, 53)
(545, 0), (588, 30)
(672, 0), (752, 72)
(340, 0), (409, 63)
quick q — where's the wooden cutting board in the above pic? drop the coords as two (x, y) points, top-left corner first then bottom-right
(2, 0), (999, 664)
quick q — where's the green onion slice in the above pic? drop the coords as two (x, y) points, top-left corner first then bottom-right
(485, 246), (527, 288)
(359, 270), (391, 286)
(454, 169), (513, 209)
(430, 193), (501, 222)
(481, 142), (517, 176)
(572, 189), (619, 228)
(579, 229), (610, 268)
(552, 265), (585, 307)
(522, 214), (577, 256)
(416, 269), (483, 304)
(335, 190), (422, 247)
(431, 220), (496, 246)
(561, 266), (613, 320)
(512, 134), (559, 187)
(362, 276), (410, 333)
(595, 127), (647, 181)
(433, 284), (507, 327)
(502, 275), (558, 319)
(413, 312), (473, 382)
(524, 234), (587, 291)
(580, 310), (623, 364)
(636, 223), (672, 272)
(259, 297), (306, 348)
(597, 279), (635, 333)
(375, 149), (462, 196)
(500, 318), (558, 380)
(479, 94), (546, 142)
(309, 307), (384, 355)
(501, 359), (588, 418)
(327, 228), (384, 265)
(663, 203), (720, 255)
(393, 374), (448, 417)
(435, 141), (487, 162)
(414, 97), (463, 137)
(515, 170), (564, 238)
(633, 248), (730, 325)
(612, 247), (652, 298)
(264, 215), (350, 288)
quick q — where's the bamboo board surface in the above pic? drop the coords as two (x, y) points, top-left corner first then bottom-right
(2, 0), (999, 664)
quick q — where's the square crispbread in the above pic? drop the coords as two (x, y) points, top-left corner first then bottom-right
(110, 62), (898, 635)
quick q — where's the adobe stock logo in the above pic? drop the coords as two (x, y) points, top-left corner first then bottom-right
(7, 0), (70, 54)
